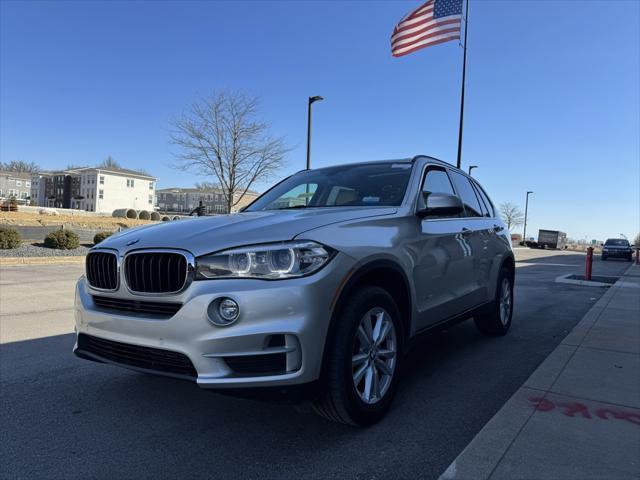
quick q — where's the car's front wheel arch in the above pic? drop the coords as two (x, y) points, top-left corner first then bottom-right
(326, 260), (411, 349)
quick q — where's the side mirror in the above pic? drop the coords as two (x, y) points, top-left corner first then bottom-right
(417, 192), (464, 218)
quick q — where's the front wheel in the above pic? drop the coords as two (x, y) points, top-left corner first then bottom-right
(474, 267), (514, 336)
(312, 286), (403, 426)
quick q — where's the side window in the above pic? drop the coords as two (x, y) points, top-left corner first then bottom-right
(419, 168), (457, 218)
(422, 168), (455, 196)
(473, 182), (495, 218)
(449, 171), (483, 218)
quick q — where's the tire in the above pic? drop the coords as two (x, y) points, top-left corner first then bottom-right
(312, 286), (403, 426)
(474, 267), (513, 336)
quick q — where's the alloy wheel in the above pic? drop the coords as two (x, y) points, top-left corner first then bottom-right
(499, 278), (512, 326)
(351, 307), (397, 404)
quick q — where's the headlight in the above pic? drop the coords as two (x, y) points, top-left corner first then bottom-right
(195, 241), (335, 280)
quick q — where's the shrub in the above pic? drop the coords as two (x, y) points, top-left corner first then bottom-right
(93, 231), (114, 245)
(44, 229), (80, 249)
(0, 227), (22, 249)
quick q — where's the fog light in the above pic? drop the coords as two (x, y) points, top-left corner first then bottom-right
(218, 298), (240, 323)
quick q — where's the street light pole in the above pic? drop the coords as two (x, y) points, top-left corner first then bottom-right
(468, 165), (478, 176)
(523, 191), (533, 242)
(306, 96), (324, 170)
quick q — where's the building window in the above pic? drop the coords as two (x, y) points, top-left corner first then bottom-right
(15, 180), (22, 187)
(98, 189), (104, 199)
(127, 179), (135, 188)
(20, 192), (28, 199)
(9, 189), (17, 197)
(99, 176), (104, 184)
(148, 195), (153, 204)
(25, 181), (31, 187)
(149, 181), (154, 190)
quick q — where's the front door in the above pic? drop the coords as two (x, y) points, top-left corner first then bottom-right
(412, 167), (476, 331)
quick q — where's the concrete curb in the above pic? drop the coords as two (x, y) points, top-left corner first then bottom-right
(0, 256), (86, 266)
(555, 273), (618, 288)
(439, 263), (640, 480)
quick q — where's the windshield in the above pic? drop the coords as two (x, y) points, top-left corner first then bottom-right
(604, 239), (629, 246)
(246, 162), (413, 211)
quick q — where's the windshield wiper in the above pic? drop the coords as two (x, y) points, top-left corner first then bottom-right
(272, 205), (313, 210)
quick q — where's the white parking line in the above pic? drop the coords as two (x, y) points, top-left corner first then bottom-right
(516, 262), (578, 268)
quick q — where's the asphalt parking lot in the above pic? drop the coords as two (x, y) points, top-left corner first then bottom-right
(0, 250), (633, 479)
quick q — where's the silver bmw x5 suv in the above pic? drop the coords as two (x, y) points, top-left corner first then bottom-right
(74, 156), (514, 425)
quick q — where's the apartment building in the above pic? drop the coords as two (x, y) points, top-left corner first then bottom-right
(0, 171), (32, 203)
(31, 167), (156, 213)
(157, 187), (259, 215)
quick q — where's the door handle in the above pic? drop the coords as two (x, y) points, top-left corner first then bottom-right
(493, 224), (504, 233)
(461, 227), (473, 235)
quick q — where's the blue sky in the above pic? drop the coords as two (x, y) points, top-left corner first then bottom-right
(1, 0), (638, 241)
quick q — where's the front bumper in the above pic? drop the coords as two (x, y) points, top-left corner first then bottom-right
(602, 249), (632, 258)
(73, 253), (352, 388)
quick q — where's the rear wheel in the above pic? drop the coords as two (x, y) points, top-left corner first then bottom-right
(474, 267), (513, 336)
(312, 286), (402, 426)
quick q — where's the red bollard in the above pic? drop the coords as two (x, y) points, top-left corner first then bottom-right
(585, 247), (593, 281)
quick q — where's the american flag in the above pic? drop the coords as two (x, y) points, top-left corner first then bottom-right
(391, 0), (463, 58)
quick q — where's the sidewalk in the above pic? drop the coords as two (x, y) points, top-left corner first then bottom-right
(440, 263), (640, 480)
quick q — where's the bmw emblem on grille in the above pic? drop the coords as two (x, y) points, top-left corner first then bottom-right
(126, 239), (140, 246)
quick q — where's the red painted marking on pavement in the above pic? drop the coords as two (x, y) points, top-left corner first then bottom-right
(528, 396), (639, 426)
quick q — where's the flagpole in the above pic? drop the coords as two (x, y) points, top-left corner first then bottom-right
(456, 0), (469, 169)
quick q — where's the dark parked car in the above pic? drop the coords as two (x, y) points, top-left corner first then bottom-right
(601, 238), (632, 261)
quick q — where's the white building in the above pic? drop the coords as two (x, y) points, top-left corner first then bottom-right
(70, 167), (156, 213)
(30, 167), (156, 213)
(0, 171), (32, 203)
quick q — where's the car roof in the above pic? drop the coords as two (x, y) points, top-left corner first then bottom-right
(297, 155), (464, 175)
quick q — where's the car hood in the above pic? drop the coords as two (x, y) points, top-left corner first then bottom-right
(98, 207), (398, 257)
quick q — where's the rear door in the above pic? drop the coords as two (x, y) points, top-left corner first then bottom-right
(471, 179), (506, 296)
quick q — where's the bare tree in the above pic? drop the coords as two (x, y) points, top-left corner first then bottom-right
(170, 91), (288, 213)
(499, 202), (525, 231)
(99, 156), (121, 169)
(0, 160), (40, 173)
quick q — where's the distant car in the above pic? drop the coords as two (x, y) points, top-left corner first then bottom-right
(73, 156), (514, 425)
(601, 238), (632, 261)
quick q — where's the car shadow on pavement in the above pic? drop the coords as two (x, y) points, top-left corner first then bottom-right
(1, 321), (498, 479)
